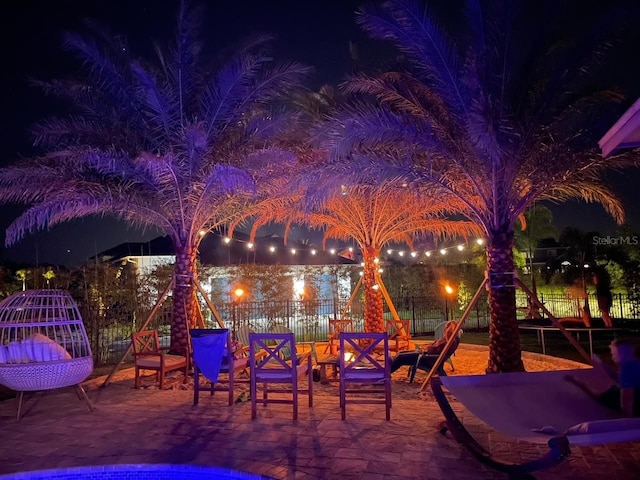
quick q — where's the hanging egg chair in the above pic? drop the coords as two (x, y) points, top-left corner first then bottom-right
(0, 289), (94, 421)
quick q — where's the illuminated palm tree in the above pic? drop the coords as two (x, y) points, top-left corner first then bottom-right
(238, 182), (479, 332)
(0, 2), (309, 350)
(321, 0), (639, 371)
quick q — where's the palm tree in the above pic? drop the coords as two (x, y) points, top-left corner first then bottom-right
(236, 182), (479, 332)
(0, 2), (310, 350)
(319, 0), (639, 372)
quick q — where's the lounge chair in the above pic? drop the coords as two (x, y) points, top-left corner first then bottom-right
(433, 321), (456, 371)
(430, 368), (640, 478)
(406, 335), (460, 383)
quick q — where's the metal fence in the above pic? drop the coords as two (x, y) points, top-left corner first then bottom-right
(95, 291), (640, 366)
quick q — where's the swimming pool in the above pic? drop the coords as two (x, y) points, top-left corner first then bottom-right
(0, 464), (274, 480)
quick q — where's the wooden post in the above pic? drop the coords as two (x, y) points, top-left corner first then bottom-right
(101, 278), (174, 387)
(376, 270), (408, 337)
(195, 280), (225, 328)
(341, 275), (363, 320)
(515, 278), (592, 364)
(419, 278), (487, 392)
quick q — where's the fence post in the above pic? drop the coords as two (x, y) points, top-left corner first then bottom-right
(618, 293), (624, 320)
(411, 297), (416, 334)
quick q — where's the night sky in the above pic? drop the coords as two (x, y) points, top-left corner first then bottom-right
(1, 0), (639, 268)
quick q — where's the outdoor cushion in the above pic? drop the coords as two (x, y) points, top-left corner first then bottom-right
(566, 418), (640, 436)
(26, 333), (71, 362)
(8, 341), (30, 363)
(0, 344), (8, 363)
(136, 354), (186, 369)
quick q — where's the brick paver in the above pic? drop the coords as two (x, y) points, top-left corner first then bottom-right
(0, 369), (639, 479)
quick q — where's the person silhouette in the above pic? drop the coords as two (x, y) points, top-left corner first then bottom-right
(593, 268), (614, 327)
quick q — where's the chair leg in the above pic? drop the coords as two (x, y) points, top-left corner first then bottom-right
(409, 365), (418, 384)
(263, 382), (267, 406)
(251, 375), (257, 419)
(159, 369), (165, 389)
(307, 359), (313, 408)
(385, 380), (391, 421)
(293, 377), (298, 421)
(228, 369), (234, 406)
(134, 367), (140, 389)
(76, 384), (94, 412)
(193, 366), (200, 406)
(16, 391), (24, 423)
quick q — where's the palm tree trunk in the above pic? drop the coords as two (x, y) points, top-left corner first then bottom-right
(363, 246), (384, 332)
(171, 245), (198, 352)
(486, 228), (525, 373)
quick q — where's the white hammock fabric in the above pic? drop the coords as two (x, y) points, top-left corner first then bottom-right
(440, 368), (640, 446)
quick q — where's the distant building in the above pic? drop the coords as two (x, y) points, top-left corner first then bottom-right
(93, 232), (357, 304)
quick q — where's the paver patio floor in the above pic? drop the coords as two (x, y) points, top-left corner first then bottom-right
(1, 349), (639, 479)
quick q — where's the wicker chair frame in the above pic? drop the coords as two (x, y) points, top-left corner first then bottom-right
(0, 289), (94, 421)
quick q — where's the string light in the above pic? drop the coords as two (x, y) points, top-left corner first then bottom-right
(209, 232), (486, 262)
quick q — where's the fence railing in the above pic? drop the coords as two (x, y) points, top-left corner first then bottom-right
(93, 291), (640, 366)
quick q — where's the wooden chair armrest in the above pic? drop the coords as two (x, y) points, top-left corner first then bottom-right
(295, 351), (312, 363)
(255, 349), (268, 360)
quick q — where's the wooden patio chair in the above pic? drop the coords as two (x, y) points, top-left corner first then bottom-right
(385, 319), (412, 353)
(131, 330), (188, 389)
(326, 318), (355, 355)
(249, 332), (313, 420)
(339, 332), (391, 421)
(192, 328), (253, 406)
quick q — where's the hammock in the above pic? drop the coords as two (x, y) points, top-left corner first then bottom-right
(431, 369), (640, 478)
